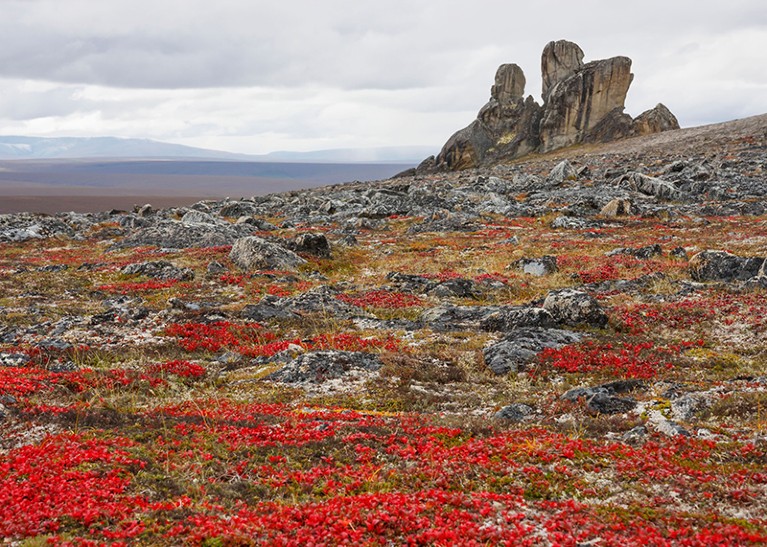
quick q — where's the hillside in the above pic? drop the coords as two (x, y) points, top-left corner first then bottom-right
(0, 114), (766, 545)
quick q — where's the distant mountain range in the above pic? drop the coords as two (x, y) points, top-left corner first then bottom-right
(0, 136), (435, 163)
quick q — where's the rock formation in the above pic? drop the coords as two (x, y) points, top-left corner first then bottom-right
(423, 40), (679, 171)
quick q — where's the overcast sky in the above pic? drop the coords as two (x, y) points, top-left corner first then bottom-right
(1, 0), (765, 155)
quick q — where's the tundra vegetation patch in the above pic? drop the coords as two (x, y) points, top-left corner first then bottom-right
(1, 118), (767, 545)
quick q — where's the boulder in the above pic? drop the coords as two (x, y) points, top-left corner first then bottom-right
(633, 103), (680, 135)
(688, 250), (764, 282)
(293, 233), (331, 257)
(587, 393), (637, 415)
(230, 236), (306, 271)
(619, 172), (681, 200)
(494, 403), (535, 422)
(266, 351), (383, 383)
(121, 261), (194, 281)
(548, 160), (579, 183)
(599, 198), (633, 217)
(483, 327), (582, 375)
(514, 256), (558, 276)
(543, 288), (608, 327)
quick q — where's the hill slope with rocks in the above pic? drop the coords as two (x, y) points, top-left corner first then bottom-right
(0, 113), (766, 544)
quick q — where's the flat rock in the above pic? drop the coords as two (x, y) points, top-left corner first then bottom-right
(266, 350), (383, 383)
(689, 250), (764, 282)
(230, 236), (307, 271)
(483, 327), (582, 375)
(543, 288), (608, 327)
(121, 261), (194, 281)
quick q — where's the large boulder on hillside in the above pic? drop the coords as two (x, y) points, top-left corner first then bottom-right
(543, 288), (608, 327)
(229, 236), (306, 271)
(633, 103), (680, 135)
(483, 327), (583, 375)
(688, 251), (764, 282)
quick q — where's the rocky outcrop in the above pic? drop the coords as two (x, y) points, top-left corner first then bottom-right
(432, 64), (542, 171)
(422, 40), (679, 171)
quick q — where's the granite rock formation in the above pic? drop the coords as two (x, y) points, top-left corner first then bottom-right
(423, 40), (679, 171)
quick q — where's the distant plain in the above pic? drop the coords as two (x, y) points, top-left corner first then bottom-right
(0, 159), (412, 214)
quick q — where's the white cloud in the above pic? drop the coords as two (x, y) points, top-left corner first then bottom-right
(0, 0), (765, 153)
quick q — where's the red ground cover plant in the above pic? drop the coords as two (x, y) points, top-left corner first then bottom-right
(95, 280), (184, 294)
(337, 289), (425, 309)
(2, 402), (764, 545)
(536, 340), (704, 379)
(165, 320), (400, 356)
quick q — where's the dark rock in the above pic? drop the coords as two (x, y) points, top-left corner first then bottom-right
(241, 296), (298, 321)
(587, 392), (637, 414)
(494, 403), (535, 422)
(479, 307), (556, 332)
(622, 425), (647, 444)
(230, 236), (307, 271)
(292, 233), (331, 257)
(543, 288), (608, 327)
(551, 216), (590, 229)
(206, 261), (227, 276)
(121, 261), (194, 281)
(689, 250), (764, 282)
(427, 278), (478, 298)
(670, 247), (689, 260)
(561, 379), (645, 401)
(266, 351), (383, 383)
(483, 327), (582, 374)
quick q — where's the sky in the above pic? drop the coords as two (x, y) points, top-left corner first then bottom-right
(0, 0), (766, 156)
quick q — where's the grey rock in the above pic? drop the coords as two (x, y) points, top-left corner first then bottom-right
(0, 353), (31, 367)
(622, 425), (647, 444)
(515, 256), (558, 276)
(292, 233), (331, 258)
(479, 307), (556, 332)
(483, 327), (582, 375)
(671, 393), (711, 422)
(206, 261), (227, 276)
(230, 236), (307, 271)
(266, 350), (383, 383)
(119, 220), (246, 248)
(495, 403), (535, 422)
(619, 172), (681, 200)
(548, 160), (578, 183)
(587, 392), (637, 414)
(551, 216), (589, 229)
(689, 250), (764, 282)
(561, 379), (645, 401)
(241, 295), (298, 321)
(543, 288), (608, 327)
(181, 210), (219, 225)
(121, 261), (194, 281)
(633, 103), (680, 136)
(427, 278), (478, 298)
